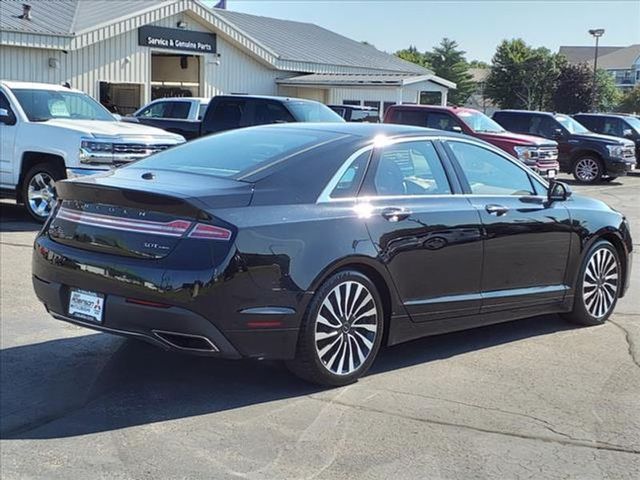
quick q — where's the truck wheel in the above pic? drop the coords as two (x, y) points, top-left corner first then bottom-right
(572, 155), (603, 184)
(21, 163), (63, 222)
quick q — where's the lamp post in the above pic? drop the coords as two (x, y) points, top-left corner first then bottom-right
(588, 28), (605, 111)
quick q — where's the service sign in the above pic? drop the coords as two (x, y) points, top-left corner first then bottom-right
(138, 26), (216, 53)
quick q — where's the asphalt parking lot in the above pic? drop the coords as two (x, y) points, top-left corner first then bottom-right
(1, 173), (639, 480)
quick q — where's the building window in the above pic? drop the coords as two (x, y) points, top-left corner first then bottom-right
(364, 101), (380, 111)
(343, 100), (361, 106)
(419, 91), (442, 105)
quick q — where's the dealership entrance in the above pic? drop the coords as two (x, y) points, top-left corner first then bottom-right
(151, 52), (201, 99)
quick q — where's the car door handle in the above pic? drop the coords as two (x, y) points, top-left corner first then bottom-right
(381, 207), (412, 222)
(485, 204), (509, 216)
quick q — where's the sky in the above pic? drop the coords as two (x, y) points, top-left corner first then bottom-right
(203, 0), (640, 62)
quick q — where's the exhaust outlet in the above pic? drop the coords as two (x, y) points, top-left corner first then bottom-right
(153, 330), (219, 352)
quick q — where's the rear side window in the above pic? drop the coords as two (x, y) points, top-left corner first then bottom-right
(168, 102), (191, 119)
(390, 109), (428, 127)
(373, 141), (451, 196)
(447, 141), (535, 196)
(330, 150), (371, 198)
(351, 110), (379, 123)
(207, 99), (247, 130)
(129, 128), (329, 179)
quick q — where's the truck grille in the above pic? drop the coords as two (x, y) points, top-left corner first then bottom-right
(535, 147), (559, 161)
(622, 145), (636, 160)
(113, 144), (174, 155)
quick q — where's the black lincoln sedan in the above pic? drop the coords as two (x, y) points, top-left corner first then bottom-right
(33, 123), (633, 386)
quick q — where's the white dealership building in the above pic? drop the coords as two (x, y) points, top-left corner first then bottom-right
(0, 0), (454, 114)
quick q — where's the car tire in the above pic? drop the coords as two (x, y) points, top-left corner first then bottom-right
(21, 163), (64, 223)
(572, 155), (604, 184)
(562, 240), (621, 326)
(286, 270), (384, 387)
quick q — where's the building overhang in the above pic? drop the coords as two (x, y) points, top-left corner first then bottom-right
(277, 73), (456, 90)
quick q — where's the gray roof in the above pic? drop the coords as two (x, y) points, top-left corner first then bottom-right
(1, 0), (429, 75)
(278, 72), (455, 89)
(0, 0), (168, 36)
(586, 44), (640, 69)
(559, 46), (626, 64)
(213, 9), (428, 74)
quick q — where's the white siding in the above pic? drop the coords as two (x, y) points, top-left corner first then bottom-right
(1, 11), (286, 105)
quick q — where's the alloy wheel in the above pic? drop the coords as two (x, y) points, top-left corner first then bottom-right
(314, 280), (378, 376)
(583, 247), (619, 319)
(575, 158), (600, 182)
(27, 172), (56, 219)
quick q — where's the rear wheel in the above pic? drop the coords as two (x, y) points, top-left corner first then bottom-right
(572, 155), (603, 184)
(21, 163), (63, 222)
(287, 270), (384, 386)
(562, 240), (621, 326)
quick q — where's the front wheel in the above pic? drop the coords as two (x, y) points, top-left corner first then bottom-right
(21, 163), (63, 223)
(562, 240), (621, 326)
(287, 270), (384, 386)
(572, 156), (603, 184)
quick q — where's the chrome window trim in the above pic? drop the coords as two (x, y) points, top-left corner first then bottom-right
(316, 134), (549, 204)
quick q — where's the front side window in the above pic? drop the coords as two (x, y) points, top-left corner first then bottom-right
(555, 114), (589, 134)
(168, 102), (191, 119)
(254, 101), (295, 125)
(287, 101), (344, 123)
(0, 92), (16, 124)
(209, 99), (247, 130)
(602, 117), (624, 137)
(458, 110), (505, 133)
(426, 112), (462, 132)
(447, 141), (535, 196)
(138, 102), (169, 118)
(528, 115), (560, 138)
(373, 141), (451, 196)
(12, 89), (114, 122)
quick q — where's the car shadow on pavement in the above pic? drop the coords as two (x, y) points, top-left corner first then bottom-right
(0, 314), (574, 441)
(0, 201), (41, 232)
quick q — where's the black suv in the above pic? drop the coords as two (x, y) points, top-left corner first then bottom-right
(493, 110), (637, 183)
(573, 113), (640, 166)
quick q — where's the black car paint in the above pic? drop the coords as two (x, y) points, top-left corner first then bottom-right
(493, 110), (636, 176)
(128, 95), (342, 140)
(574, 113), (640, 166)
(32, 124), (633, 361)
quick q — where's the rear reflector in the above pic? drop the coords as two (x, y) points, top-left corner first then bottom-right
(126, 298), (172, 309)
(188, 223), (232, 241)
(56, 207), (192, 237)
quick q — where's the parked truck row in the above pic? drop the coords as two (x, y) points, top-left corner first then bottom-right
(1, 80), (638, 221)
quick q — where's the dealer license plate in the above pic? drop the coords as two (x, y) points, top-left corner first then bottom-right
(69, 289), (104, 323)
(547, 169), (557, 178)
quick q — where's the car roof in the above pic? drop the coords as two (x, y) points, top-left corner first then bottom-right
(149, 97), (209, 103)
(216, 94), (322, 104)
(574, 112), (631, 120)
(328, 105), (378, 111)
(246, 122), (468, 139)
(389, 104), (482, 114)
(0, 80), (85, 94)
(495, 109), (557, 116)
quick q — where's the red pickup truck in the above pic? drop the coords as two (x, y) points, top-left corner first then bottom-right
(384, 105), (560, 177)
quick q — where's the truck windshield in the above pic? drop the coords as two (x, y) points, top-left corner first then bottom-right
(555, 115), (589, 134)
(12, 89), (114, 122)
(624, 116), (640, 132)
(458, 110), (505, 133)
(287, 101), (345, 123)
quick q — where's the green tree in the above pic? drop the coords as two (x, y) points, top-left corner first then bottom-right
(426, 38), (475, 105)
(486, 39), (561, 110)
(618, 85), (640, 113)
(469, 60), (490, 68)
(395, 45), (430, 68)
(551, 61), (593, 113)
(594, 69), (622, 112)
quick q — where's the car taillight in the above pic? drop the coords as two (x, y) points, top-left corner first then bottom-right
(187, 223), (232, 241)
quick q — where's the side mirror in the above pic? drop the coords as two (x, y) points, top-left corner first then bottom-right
(548, 179), (572, 202)
(552, 128), (564, 139)
(623, 128), (634, 138)
(0, 108), (15, 125)
(452, 125), (463, 133)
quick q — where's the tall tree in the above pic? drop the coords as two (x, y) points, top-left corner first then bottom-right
(486, 39), (561, 110)
(619, 85), (640, 113)
(551, 61), (593, 113)
(594, 69), (622, 112)
(426, 38), (474, 105)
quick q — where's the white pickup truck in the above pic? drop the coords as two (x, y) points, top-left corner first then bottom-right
(0, 81), (185, 221)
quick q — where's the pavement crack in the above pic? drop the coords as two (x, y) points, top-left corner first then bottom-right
(370, 387), (576, 440)
(609, 320), (640, 370)
(308, 396), (640, 455)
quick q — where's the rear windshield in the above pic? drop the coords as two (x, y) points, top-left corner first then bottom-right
(128, 127), (332, 179)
